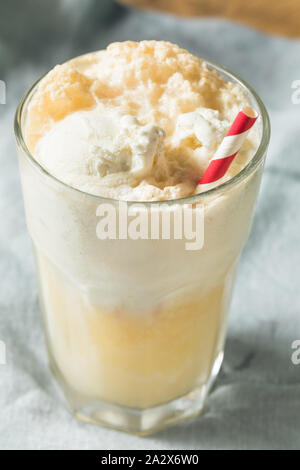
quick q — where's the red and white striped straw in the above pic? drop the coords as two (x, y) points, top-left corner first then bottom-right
(198, 106), (258, 186)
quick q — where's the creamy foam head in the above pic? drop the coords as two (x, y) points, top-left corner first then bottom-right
(25, 41), (259, 201)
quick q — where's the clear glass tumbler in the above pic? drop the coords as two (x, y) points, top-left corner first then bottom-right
(15, 59), (270, 435)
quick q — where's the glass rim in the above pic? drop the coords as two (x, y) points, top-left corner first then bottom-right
(14, 53), (271, 206)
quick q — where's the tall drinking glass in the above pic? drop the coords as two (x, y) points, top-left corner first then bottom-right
(15, 59), (270, 435)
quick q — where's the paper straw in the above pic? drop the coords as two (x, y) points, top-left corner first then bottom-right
(198, 106), (258, 186)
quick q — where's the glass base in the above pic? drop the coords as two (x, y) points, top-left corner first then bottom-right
(49, 350), (223, 435)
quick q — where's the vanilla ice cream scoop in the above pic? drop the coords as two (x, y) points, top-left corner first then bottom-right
(35, 108), (166, 183)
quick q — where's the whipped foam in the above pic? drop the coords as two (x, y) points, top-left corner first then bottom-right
(175, 108), (229, 152)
